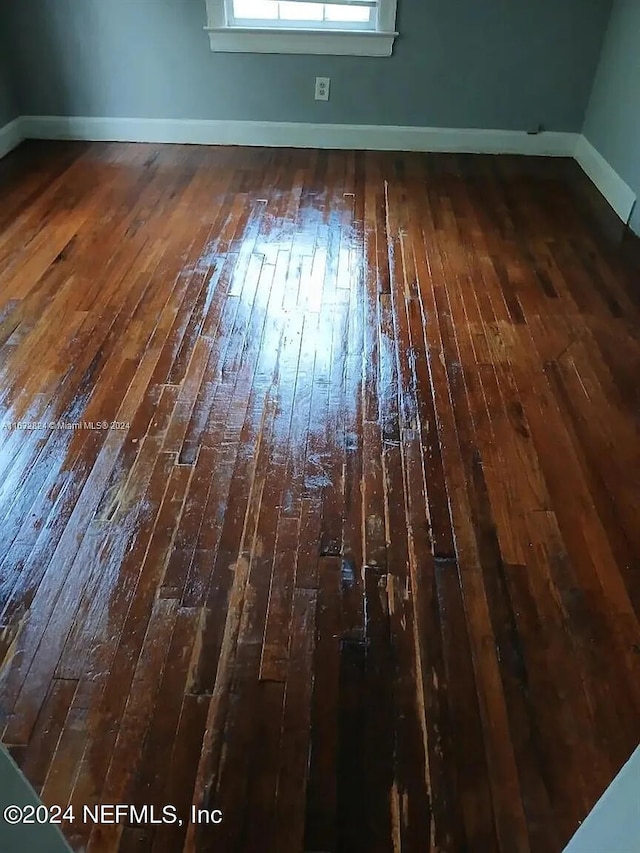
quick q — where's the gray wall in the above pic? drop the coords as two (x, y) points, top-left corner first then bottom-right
(0, 8), (18, 126)
(583, 0), (640, 234)
(2, 0), (611, 131)
(0, 746), (71, 852)
(564, 746), (640, 853)
(0, 68), (16, 127)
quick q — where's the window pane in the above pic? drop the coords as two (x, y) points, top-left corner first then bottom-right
(324, 4), (371, 22)
(233, 0), (278, 20)
(232, 0), (372, 26)
(279, 2), (323, 21)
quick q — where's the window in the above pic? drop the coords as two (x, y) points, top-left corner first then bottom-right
(205, 0), (398, 56)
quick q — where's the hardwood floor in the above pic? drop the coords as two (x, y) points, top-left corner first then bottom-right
(0, 141), (638, 853)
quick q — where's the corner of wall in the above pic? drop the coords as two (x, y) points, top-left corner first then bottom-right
(0, 6), (19, 122)
(577, 0), (640, 236)
(580, 0), (616, 138)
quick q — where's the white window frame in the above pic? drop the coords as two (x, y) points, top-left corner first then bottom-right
(205, 0), (398, 57)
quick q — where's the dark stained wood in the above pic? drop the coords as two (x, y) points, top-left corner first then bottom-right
(0, 140), (639, 852)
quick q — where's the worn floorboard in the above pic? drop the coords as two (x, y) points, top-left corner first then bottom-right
(0, 141), (639, 853)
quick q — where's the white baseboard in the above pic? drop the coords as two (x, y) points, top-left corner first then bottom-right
(2, 115), (636, 232)
(575, 135), (636, 225)
(0, 117), (23, 160)
(19, 115), (579, 156)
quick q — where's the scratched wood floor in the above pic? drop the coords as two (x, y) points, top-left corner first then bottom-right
(0, 141), (638, 853)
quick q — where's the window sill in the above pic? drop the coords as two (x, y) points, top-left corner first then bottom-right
(205, 26), (397, 56)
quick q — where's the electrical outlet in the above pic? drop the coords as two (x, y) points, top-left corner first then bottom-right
(315, 77), (330, 102)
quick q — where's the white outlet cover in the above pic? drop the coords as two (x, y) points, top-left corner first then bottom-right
(315, 77), (330, 101)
